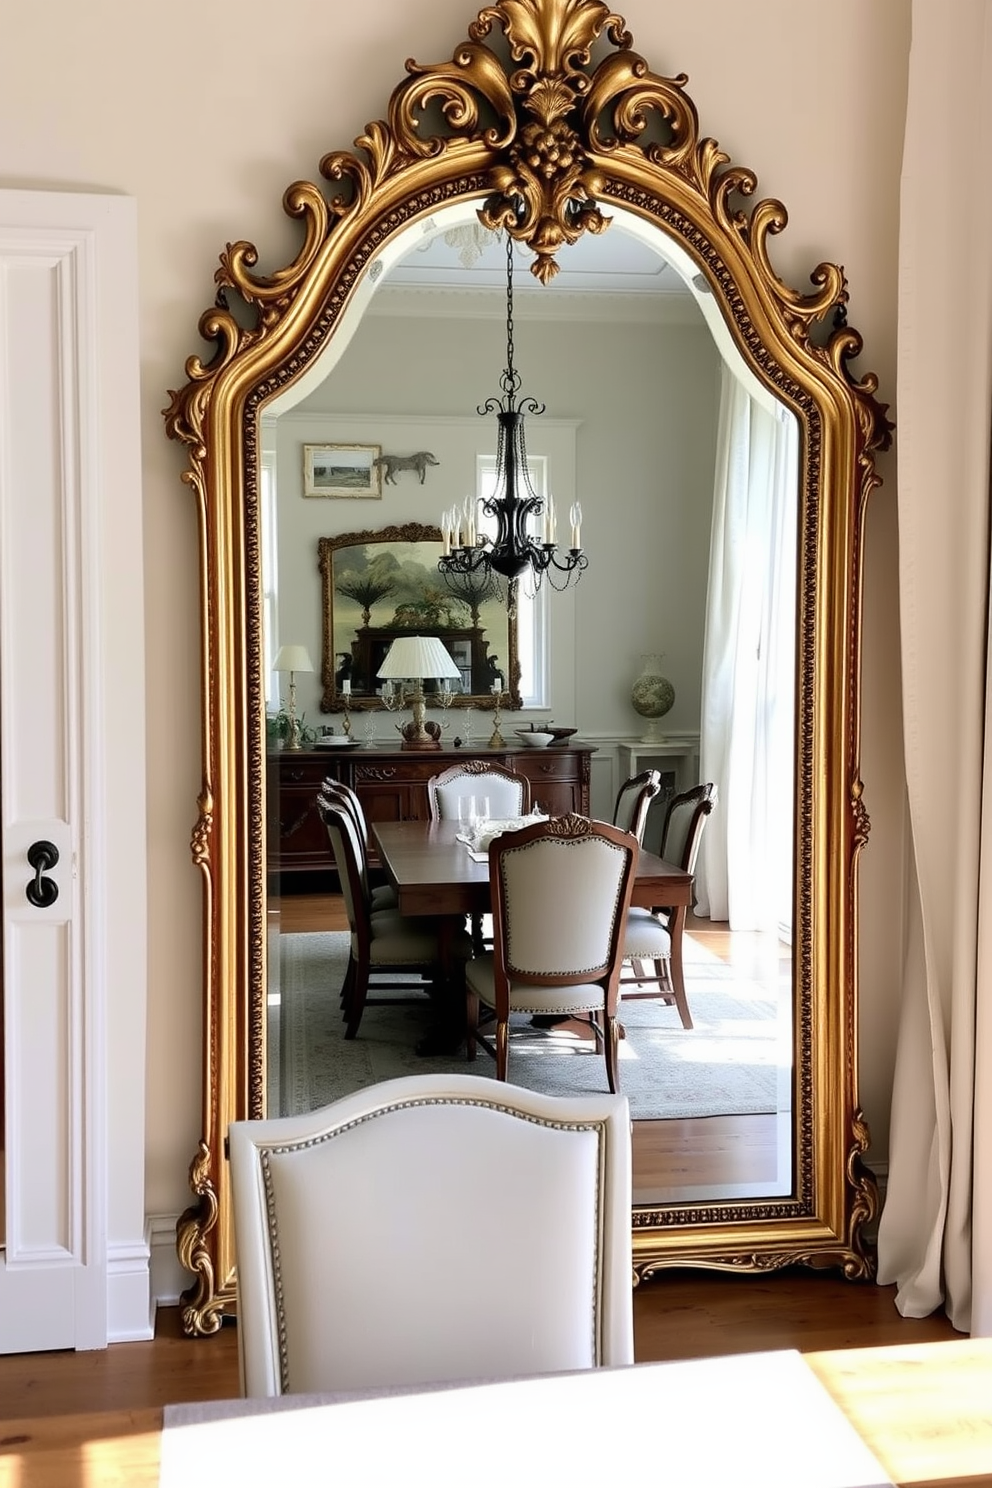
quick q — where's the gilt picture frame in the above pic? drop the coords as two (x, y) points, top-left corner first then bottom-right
(318, 522), (520, 711)
(303, 442), (382, 498)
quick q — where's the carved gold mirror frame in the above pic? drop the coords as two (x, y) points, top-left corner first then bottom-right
(165, 0), (889, 1336)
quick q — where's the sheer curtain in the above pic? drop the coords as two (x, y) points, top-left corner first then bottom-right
(696, 363), (798, 933)
(876, 0), (992, 1333)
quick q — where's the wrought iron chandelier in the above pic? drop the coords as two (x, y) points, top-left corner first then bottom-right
(438, 231), (587, 593)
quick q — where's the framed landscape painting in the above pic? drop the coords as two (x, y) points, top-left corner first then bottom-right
(303, 443), (382, 498)
(317, 522), (520, 711)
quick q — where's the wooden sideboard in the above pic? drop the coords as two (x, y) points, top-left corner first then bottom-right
(268, 743), (596, 877)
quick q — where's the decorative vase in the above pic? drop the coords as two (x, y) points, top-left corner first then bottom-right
(631, 653), (675, 744)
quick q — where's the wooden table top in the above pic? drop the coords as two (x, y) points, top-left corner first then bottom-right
(371, 818), (693, 919)
(4, 1340), (992, 1486)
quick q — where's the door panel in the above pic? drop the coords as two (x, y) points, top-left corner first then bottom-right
(0, 191), (143, 1352)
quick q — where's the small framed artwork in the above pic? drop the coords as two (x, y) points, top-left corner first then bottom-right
(303, 443), (382, 499)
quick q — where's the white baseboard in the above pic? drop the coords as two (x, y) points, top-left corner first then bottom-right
(107, 1236), (154, 1342)
(148, 1212), (194, 1309)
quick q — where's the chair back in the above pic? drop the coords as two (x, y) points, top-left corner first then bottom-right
(611, 768), (662, 844)
(428, 760), (530, 821)
(316, 792), (370, 942)
(321, 777), (369, 853)
(491, 814), (637, 984)
(660, 782), (717, 873)
(229, 1073), (633, 1395)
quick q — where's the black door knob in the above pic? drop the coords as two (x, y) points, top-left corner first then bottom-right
(26, 840), (59, 908)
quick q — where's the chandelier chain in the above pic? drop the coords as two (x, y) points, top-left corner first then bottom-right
(502, 232), (519, 400)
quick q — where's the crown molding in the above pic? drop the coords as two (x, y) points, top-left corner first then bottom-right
(365, 283), (704, 326)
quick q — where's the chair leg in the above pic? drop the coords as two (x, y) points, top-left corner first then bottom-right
(603, 1014), (620, 1094)
(470, 912), (486, 957)
(339, 957), (356, 1017)
(495, 1018), (509, 1081)
(466, 988), (479, 1061)
(344, 956), (370, 1040)
(666, 957), (693, 1029)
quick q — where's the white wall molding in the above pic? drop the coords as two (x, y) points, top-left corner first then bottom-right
(367, 283), (704, 325)
(107, 1238), (154, 1342)
(147, 1214), (192, 1310)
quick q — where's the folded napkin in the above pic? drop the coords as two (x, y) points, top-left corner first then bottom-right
(462, 811), (547, 854)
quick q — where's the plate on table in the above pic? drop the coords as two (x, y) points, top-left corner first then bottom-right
(313, 737), (361, 749)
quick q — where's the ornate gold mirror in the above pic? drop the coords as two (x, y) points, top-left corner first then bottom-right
(319, 523), (521, 710)
(165, 0), (889, 1336)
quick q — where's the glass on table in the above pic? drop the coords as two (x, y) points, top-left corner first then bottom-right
(456, 794), (491, 830)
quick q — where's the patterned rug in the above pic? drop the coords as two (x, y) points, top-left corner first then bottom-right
(270, 931), (787, 1122)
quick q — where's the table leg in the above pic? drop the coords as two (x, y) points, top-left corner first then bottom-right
(415, 914), (468, 1057)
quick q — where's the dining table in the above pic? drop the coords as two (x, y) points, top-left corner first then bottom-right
(371, 815), (694, 1008)
(370, 816), (695, 1004)
(371, 818), (693, 916)
(6, 1338), (992, 1486)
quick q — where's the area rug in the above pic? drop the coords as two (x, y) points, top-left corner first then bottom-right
(270, 931), (787, 1122)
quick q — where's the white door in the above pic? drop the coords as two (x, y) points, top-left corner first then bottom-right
(0, 191), (142, 1351)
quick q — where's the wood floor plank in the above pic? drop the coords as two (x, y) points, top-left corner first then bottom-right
(0, 1278), (959, 1419)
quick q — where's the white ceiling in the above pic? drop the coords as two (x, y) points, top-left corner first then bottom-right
(382, 218), (693, 298)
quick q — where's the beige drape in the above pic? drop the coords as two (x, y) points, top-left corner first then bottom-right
(876, 0), (992, 1333)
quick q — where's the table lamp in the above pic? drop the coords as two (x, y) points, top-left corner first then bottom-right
(273, 643), (314, 751)
(377, 635), (460, 751)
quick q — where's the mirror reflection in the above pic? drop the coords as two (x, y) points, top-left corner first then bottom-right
(263, 205), (796, 1209)
(318, 524), (520, 708)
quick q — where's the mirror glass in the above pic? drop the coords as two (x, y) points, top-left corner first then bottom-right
(262, 204), (796, 1210)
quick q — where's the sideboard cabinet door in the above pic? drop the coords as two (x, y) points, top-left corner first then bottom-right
(512, 751), (591, 817)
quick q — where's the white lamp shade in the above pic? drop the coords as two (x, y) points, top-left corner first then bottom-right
(377, 635), (461, 682)
(273, 644), (314, 674)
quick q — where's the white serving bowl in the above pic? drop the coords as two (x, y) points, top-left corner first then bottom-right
(317, 735), (354, 747)
(515, 730), (555, 748)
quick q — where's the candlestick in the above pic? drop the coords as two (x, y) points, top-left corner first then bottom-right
(488, 687), (508, 748)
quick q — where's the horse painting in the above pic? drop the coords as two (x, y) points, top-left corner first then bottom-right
(373, 451), (439, 485)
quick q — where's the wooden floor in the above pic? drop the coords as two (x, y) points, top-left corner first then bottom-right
(0, 1272), (961, 1420)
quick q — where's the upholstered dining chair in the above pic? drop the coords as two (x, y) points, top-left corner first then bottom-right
(464, 813), (639, 1093)
(428, 760), (532, 952)
(427, 758), (531, 821)
(621, 782), (717, 1028)
(611, 767), (663, 845)
(320, 776), (397, 911)
(317, 791), (472, 1041)
(228, 1073), (633, 1396)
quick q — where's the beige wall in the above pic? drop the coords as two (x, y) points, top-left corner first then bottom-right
(0, 0), (909, 1219)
